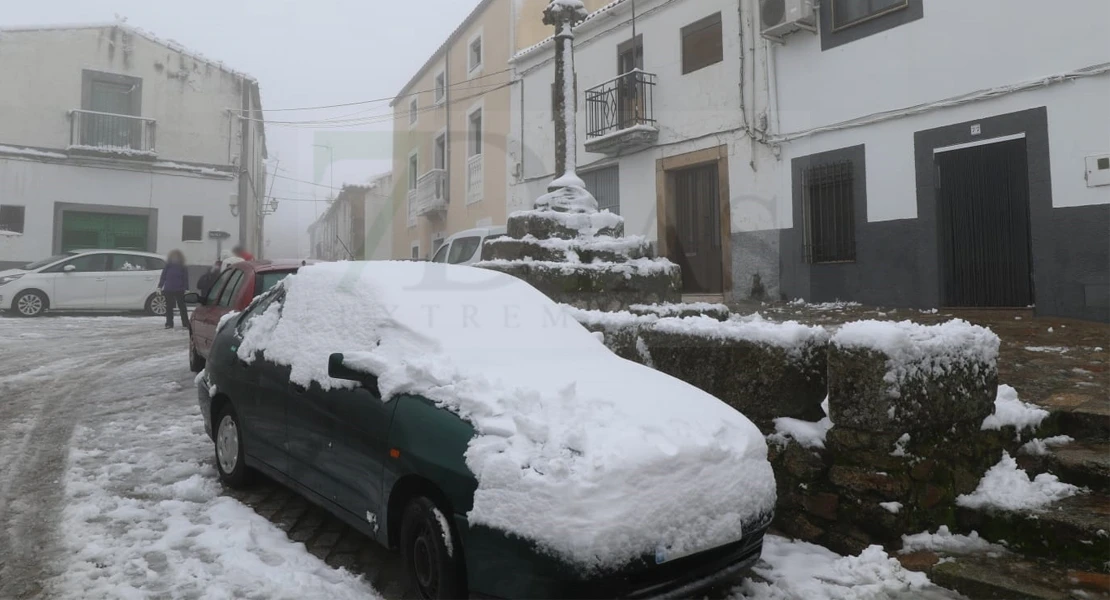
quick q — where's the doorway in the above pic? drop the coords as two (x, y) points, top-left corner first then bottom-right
(935, 137), (1033, 307)
(671, 163), (723, 294)
(616, 35), (644, 131)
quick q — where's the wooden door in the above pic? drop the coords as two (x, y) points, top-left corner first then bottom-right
(670, 164), (723, 293)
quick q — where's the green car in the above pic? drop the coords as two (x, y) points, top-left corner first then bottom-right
(197, 261), (775, 599)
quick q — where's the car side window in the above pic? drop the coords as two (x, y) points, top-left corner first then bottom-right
(205, 269), (235, 305)
(109, 254), (152, 272)
(431, 243), (449, 263)
(447, 236), (482, 264)
(236, 290), (284, 334)
(145, 257), (166, 271)
(217, 271), (245, 307)
(46, 254), (108, 273)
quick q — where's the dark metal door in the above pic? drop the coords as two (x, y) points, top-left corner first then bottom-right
(936, 138), (1033, 307)
(671, 164), (723, 294)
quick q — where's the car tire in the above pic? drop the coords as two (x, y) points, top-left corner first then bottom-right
(146, 292), (167, 317)
(13, 290), (47, 317)
(213, 404), (251, 488)
(400, 496), (466, 600)
(189, 336), (206, 373)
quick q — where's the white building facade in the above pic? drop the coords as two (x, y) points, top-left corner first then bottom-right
(0, 24), (267, 278)
(510, 0), (1109, 320)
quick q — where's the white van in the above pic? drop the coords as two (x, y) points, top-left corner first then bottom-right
(0, 249), (169, 317)
(429, 226), (507, 265)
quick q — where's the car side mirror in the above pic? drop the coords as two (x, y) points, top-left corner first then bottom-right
(184, 292), (200, 304)
(328, 353), (380, 395)
(63, 265), (76, 273)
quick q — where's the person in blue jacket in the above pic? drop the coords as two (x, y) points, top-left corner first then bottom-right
(158, 249), (191, 330)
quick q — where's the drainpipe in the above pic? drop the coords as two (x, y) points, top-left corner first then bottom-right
(238, 80), (250, 249)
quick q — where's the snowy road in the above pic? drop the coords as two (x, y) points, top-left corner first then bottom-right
(0, 315), (959, 600)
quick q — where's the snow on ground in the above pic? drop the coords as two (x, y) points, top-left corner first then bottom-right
(0, 315), (379, 599)
(956, 452), (1081, 511)
(900, 526), (1007, 556)
(1019, 435), (1074, 456)
(236, 262), (776, 570)
(731, 535), (958, 600)
(981, 384), (1049, 433)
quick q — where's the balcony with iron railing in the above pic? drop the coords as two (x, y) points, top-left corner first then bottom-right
(415, 169), (448, 217)
(68, 109), (157, 156)
(584, 69), (658, 155)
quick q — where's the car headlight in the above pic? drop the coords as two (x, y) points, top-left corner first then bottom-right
(0, 274), (23, 286)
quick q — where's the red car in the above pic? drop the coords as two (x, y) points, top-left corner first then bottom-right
(188, 260), (307, 372)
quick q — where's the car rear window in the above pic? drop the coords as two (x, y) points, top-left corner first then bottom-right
(257, 271), (295, 296)
(447, 236), (482, 264)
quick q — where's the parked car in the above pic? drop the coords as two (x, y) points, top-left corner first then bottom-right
(0, 249), (168, 317)
(197, 261), (774, 599)
(430, 226), (507, 265)
(187, 259), (308, 372)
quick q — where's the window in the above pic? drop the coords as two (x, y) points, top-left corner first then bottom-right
(434, 133), (446, 170)
(468, 36), (483, 73)
(217, 270), (245, 307)
(109, 254), (155, 271)
(0, 205), (25, 233)
(409, 98), (418, 125)
(182, 216), (203, 242)
(681, 13), (723, 74)
(81, 70), (143, 149)
(257, 271), (294, 296)
(580, 166), (620, 215)
(431, 241), (449, 263)
(47, 253), (109, 273)
(447, 236), (482, 264)
(408, 154), (419, 190)
(237, 289), (284, 335)
(205, 269), (235, 305)
(802, 161), (857, 263)
(411, 243), (420, 260)
(468, 110), (483, 157)
(434, 72), (446, 104)
(832, 0), (908, 29)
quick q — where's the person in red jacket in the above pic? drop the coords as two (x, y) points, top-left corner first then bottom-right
(232, 245), (254, 261)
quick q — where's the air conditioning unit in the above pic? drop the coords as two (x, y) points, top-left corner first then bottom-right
(760, 0), (816, 40)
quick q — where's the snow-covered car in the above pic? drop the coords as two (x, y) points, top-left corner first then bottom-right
(197, 261), (775, 599)
(429, 226), (507, 265)
(0, 249), (168, 317)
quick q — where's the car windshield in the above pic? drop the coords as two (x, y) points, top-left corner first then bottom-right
(257, 271), (295, 295)
(23, 253), (77, 270)
(446, 236), (481, 264)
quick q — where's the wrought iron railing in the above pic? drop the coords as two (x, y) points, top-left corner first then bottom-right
(69, 109), (157, 154)
(415, 169), (448, 216)
(584, 69), (657, 140)
(466, 154), (483, 204)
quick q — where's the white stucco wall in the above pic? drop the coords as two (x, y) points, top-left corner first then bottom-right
(0, 156), (239, 265)
(0, 26), (249, 166)
(509, 0), (749, 239)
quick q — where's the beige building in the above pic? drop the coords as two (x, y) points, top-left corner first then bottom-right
(390, 0), (514, 260)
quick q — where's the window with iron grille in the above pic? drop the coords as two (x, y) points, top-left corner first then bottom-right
(802, 161), (856, 263)
(0, 205), (25, 233)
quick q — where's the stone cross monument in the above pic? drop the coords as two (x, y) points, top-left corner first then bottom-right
(536, 0), (598, 214)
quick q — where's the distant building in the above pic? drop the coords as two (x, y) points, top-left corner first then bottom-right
(309, 173), (392, 261)
(0, 23), (267, 275)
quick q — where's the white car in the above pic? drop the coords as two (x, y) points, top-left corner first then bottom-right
(0, 249), (170, 317)
(429, 225), (507, 265)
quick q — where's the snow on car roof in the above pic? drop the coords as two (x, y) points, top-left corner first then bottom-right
(236, 261), (776, 569)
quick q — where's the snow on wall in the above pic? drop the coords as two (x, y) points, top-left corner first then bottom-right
(956, 452), (1080, 512)
(831, 319), (999, 397)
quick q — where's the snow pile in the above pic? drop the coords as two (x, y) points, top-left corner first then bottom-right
(769, 416), (832, 449)
(831, 319), (999, 396)
(890, 433), (911, 457)
(980, 385), (1049, 433)
(534, 183), (598, 213)
(787, 298), (861, 310)
(956, 452), (1080, 512)
(562, 305), (654, 330)
(476, 256), (678, 277)
(879, 501), (903, 514)
(237, 262), (776, 569)
(654, 314), (828, 359)
(0, 144), (67, 159)
(900, 526), (1007, 555)
(489, 233), (650, 257)
(732, 536), (955, 600)
(1023, 346), (1069, 354)
(508, 208), (623, 237)
(629, 301), (730, 317)
(1019, 435), (1074, 456)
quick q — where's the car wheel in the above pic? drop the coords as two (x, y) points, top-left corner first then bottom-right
(146, 293), (167, 316)
(400, 496), (465, 600)
(13, 290), (47, 317)
(213, 404), (250, 488)
(189, 336), (206, 373)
